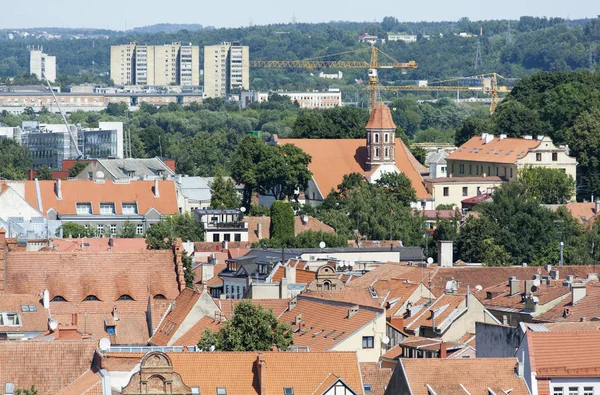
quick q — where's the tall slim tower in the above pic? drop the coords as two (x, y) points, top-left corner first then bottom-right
(365, 102), (396, 171)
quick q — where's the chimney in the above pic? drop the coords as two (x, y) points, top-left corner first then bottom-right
(499, 134), (507, 140)
(348, 305), (359, 319)
(516, 351), (525, 378)
(523, 135), (533, 140)
(257, 222), (263, 240)
(537, 135), (544, 140)
(279, 276), (288, 299)
(153, 179), (160, 198)
(294, 313), (303, 325)
(257, 353), (267, 395)
(55, 179), (62, 200)
(484, 134), (495, 144)
(439, 342), (447, 358)
(288, 297), (297, 311)
(71, 313), (78, 327)
(112, 306), (119, 321)
(466, 284), (470, 308)
(596, 200), (600, 215)
(285, 264), (297, 284)
(43, 289), (50, 309)
(173, 238), (185, 291)
(550, 269), (560, 280)
(0, 229), (6, 246)
(524, 280), (535, 294)
(202, 263), (215, 282)
(545, 264), (552, 273)
(509, 278), (521, 296)
(571, 283), (587, 305)
(430, 309), (436, 330)
(438, 240), (454, 267)
(533, 274), (541, 281)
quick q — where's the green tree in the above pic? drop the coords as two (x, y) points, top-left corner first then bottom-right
(198, 301), (293, 351)
(255, 144), (312, 201)
(565, 108), (600, 197)
(145, 214), (204, 250)
(455, 117), (493, 146)
(231, 134), (268, 207)
(36, 165), (53, 180)
(0, 139), (32, 179)
(118, 220), (137, 238)
(270, 201), (295, 241)
(254, 230), (348, 248)
(56, 222), (94, 238)
(15, 386), (38, 395)
(375, 172), (417, 206)
(182, 251), (194, 288)
(210, 168), (241, 209)
(68, 161), (88, 178)
(481, 238), (512, 266)
(520, 166), (575, 204)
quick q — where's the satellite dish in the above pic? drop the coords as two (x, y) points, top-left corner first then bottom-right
(99, 337), (111, 351)
(240, 207), (247, 213)
(382, 335), (390, 345)
(475, 285), (483, 292)
(49, 320), (59, 331)
(427, 257), (434, 264)
(533, 279), (541, 287)
(319, 241), (326, 249)
(209, 345), (216, 352)
(96, 171), (105, 179)
(531, 285), (539, 293)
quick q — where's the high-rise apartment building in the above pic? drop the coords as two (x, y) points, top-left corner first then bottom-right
(110, 43), (199, 86)
(203, 42), (249, 98)
(30, 49), (56, 82)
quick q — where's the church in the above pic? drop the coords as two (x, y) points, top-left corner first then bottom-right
(278, 103), (434, 210)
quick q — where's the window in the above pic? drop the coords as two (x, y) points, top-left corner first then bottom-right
(496, 167), (499, 176)
(536, 153), (542, 161)
(76, 203), (92, 215)
(583, 387), (593, 395)
(217, 389), (227, 395)
(554, 388), (564, 395)
(234, 233), (241, 242)
(451, 164), (454, 174)
(552, 152), (558, 161)
(459, 164), (464, 174)
(487, 166), (491, 176)
(569, 388), (578, 395)
(106, 325), (116, 335)
(100, 203), (115, 215)
(136, 224), (144, 235)
(110, 224), (117, 234)
(51, 296), (67, 302)
(213, 234), (220, 242)
(384, 133), (389, 143)
(21, 304), (37, 312)
(374, 133), (379, 143)
(462, 187), (468, 196)
(154, 294), (166, 300)
(118, 295), (134, 301)
(469, 164), (472, 175)
(97, 224), (104, 234)
(191, 388), (200, 395)
(384, 147), (389, 158)
(284, 388), (294, 395)
(510, 168), (513, 178)
(362, 336), (374, 349)
(443, 187), (449, 197)
(83, 295), (100, 301)
(122, 203), (138, 215)
(364, 384), (373, 393)
(224, 233), (231, 242)
(0, 312), (22, 326)
(374, 147), (380, 158)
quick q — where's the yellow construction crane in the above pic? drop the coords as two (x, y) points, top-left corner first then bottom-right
(249, 45), (417, 109)
(375, 73), (512, 114)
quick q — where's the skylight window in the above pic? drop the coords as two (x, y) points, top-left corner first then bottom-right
(21, 305), (37, 312)
(364, 385), (373, 393)
(284, 388), (294, 395)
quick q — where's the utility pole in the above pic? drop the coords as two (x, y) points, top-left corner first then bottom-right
(475, 40), (483, 70)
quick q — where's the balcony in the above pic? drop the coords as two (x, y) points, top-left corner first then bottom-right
(206, 221), (247, 229)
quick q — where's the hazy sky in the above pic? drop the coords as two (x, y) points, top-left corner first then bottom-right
(4, 0), (599, 30)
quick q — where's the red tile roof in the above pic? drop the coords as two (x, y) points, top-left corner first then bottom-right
(345, 263), (433, 289)
(562, 202), (598, 224)
(366, 102), (397, 130)
(23, 179), (178, 216)
(5, 250), (181, 303)
(447, 135), (542, 164)
(48, 237), (147, 252)
(150, 289), (201, 346)
(280, 137), (430, 200)
(360, 362), (392, 395)
(405, 293), (466, 332)
(303, 287), (384, 308)
(0, 294), (49, 333)
(0, 340), (97, 395)
(482, 280), (570, 310)
(527, 331), (600, 377)
(399, 358), (528, 394)
(279, 295), (384, 352)
(271, 266), (317, 284)
(535, 281), (600, 323)
(56, 370), (103, 395)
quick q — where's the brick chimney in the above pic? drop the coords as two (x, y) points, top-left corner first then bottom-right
(257, 353), (267, 395)
(257, 222), (263, 240)
(173, 238), (185, 291)
(439, 342), (447, 358)
(571, 283), (587, 305)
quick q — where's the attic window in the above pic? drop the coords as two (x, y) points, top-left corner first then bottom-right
(76, 203), (93, 215)
(51, 296), (67, 302)
(217, 388), (227, 395)
(364, 385), (373, 393)
(21, 305), (37, 312)
(106, 325), (116, 335)
(83, 295), (100, 302)
(122, 202), (138, 215)
(154, 294), (167, 300)
(0, 312), (22, 326)
(118, 295), (134, 301)
(284, 388), (294, 395)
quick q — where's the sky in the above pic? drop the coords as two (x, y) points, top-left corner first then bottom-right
(4, 0), (599, 30)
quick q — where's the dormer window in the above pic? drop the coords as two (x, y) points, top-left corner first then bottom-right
(153, 294), (166, 300)
(83, 295), (100, 302)
(0, 312), (21, 326)
(100, 203), (116, 215)
(76, 203), (92, 215)
(122, 202), (138, 215)
(117, 295), (134, 301)
(106, 325), (116, 335)
(51, 296), (67, 302)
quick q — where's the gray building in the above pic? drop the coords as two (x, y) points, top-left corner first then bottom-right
(76, 158), (176, 181)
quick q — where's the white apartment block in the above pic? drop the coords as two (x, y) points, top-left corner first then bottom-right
(279, 90), (342, 109)
(30, 49), (56, 82)
(203, 42), (249, 98)
(110, 43), (200, 86)
(387, 33), (418, 43)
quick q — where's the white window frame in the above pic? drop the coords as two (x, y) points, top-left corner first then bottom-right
(0, 312), (22, 326)
(76, 203), (92, 215)
(122, 202), (138, 215)
(100, 203), (116, 215)
(136, 224), (144, 235)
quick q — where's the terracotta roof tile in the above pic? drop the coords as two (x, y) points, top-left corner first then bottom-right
(528, 331), (600, 377)
(0, 340), (97, 395)
(399, 358), (528, 394)
(5, 250), (180, 303)
(447, 135), (541, 164)
(535, 281), (600, 323)
(56, 370), (103, 395)
(0, 294), (49, 333)
(303, 288), (384, 308)
(366, 103), (396, 130)
(49, 238), (147, 252)
(345, 263), (433, 289)
(23, 179), (178, 216)
(562, 202), (598, 224)
(279, 295), (383, 352)
(482, 280), (570, 310)
(404, 293), (466, 331)
(172, 316), (224, 346)
(280, 138), (430, 200)
(271, 266), (317, 284)
(150, 289), (201, 346)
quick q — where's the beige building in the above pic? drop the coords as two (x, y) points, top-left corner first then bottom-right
(30, 49), (56, 82)
(446, 133), (577, 182)
(425, 176), (506, 208)
(203, 42), (249, 98)
(111, 42), (200, 86)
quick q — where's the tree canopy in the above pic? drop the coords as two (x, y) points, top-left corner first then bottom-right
(145, 214), (204, 250)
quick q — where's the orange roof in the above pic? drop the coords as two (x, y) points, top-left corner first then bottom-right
(0, 294), (49, 333)
(346, 263), (433, 289)
(405, 293), (466, 332)
(366, 102), (396, 130)
(5, 249), (180, 303)
(49, 237), (147, 252)
(56, 370), (102, 395)
(398, 358), (528, 394)
(482, 280), (570, 310)
(172, 316), (224, 346)
(280, 137), (430, 199)
(446, 135), (541, 164)
(271, 266), (317, 284)
(23, 179), (178, 216)
(0, 340), (97, 395)
(303, 287), (384, 308)
(150, 288), (201, 346)
(527, 331), (600, 377)
(279, 295), (384, 352)
(108, 351), (363, 395)
(535, 281), (600, 323)
(562, 202), (598, 224)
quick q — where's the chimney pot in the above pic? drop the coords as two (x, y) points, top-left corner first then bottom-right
(153, 179), (160, 198)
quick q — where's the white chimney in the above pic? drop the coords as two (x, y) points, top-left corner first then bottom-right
(43, 289), (50, 309)
(484, 134), (495, 144)
(153, 179), (160, 198)
(523, 135), (533, 140)
(499, 134), (507, 140)
(571, 283), (587, 305)
(595, 200), (599, 215)
(257, 222), (263, 240)
(55, 179), (62, 200)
